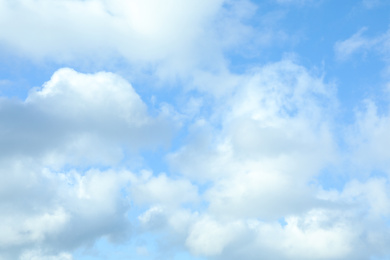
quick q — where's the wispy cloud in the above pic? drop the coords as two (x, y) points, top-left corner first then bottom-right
(335, 27), (390, 69)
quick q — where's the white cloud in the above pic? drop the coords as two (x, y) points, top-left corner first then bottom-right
(0, 68), (176, 259)
(0, 162), (133, 259)
(257, 211), (354, 260)
(161, 59), (366, 258)
(346, 100), (390, 173)
(176, 182), (390, 260)
(2, 59), (387, 260)
(205, 168), (318, 219)
(179, 208), (356, 260)
(152, 59), (389, 259)
(2, 1), (390, 259)
(279, 211), (353, 259)
(20, 251), (74, 260)
(0, 0), (298, 85)
(0, 68), (173, 169)
(26, 68), (145, 121)
(316, 179), (390, 258)
(138, 206), (167, 230)
(334, 27), (375, 60)
(186, 216), (245, 256)
(169, 60), (336, 185)
(130, 171), (199, 207)
(0, 0), (261, 80)
(341, 178), (390, 217)
(4, 58), (386, 260)
(335, 27), (390, 71)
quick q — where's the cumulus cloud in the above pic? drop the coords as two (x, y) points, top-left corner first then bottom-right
(186, 216), (245, 257)
(2, 1), (390, 260)
(130, 171), (199, 207)
(0, 68), (176, 258)
(2, 56), (390, 260)
(169, 59), (336, 183)
(162, 59), (340, 255)
(0, 162), (133, 259)
(0, 68), (173, 168)
(0, 0), (260, 79)
(160, 59), (390, 259)
(156, 175), (390, 260)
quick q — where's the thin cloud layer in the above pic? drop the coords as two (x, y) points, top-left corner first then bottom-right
(335, 27), (390, 76)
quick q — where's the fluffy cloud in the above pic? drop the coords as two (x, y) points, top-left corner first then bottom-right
(169, 61), (336, 216)
(130, 171), (199, 207)
(186, 216), (245, 257)
(157, 176), (390, 260)
(162, 60), (337, 255)
(0, 162), (133, 259)
(3, 58), (390, 260)
(2, 1), (390, 260)
(0, 68), (175, 258)
(0, 68), (173, 168)
(0, 0), (258, 79)
(160, 60), (390, 259)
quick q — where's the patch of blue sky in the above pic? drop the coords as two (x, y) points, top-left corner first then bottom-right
(370, 255), (390, 260)
(277, 216), (288, 227)
(0, 54), (54, 99)
(312, 165), (351, 192)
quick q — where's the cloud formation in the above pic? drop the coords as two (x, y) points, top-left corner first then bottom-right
(1, 0), (390, 260)
(0, 0), (259, 80)
(0, 68), (173, 259)
(0, 68), (173, 168)
(335, 27), (390, 75)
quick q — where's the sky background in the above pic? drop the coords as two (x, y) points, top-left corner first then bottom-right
(1, 0), (390, 259)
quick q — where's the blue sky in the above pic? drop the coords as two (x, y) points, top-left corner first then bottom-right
(1, 0), (390, 259)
